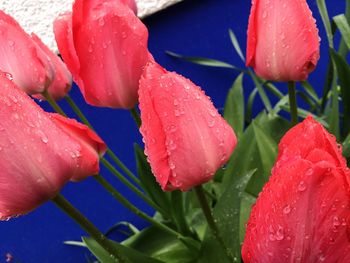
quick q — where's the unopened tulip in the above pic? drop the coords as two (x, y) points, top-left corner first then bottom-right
(0, 72), (105, 220)
(49, 113), (107, 181)
(0, 10), (54, 94)
(242, 116), (350, 262)
(31, 34), (72, 101)
(246, 0), (320, 81)
(139, 62), (237, 191)
(54, 0), (150, 109)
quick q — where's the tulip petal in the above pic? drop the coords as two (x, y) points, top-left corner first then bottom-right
(49, 113), (107, 181)
(53, 12), (83, 91)
(0, 73), (81, 219)
(31, 33), (72, 101)
(71, 0), (149, 108)
(0, 11), (53, 94)
(139, 62), (237, 191)
(242, 117), (350, 262)
(246, 0), (320, 81)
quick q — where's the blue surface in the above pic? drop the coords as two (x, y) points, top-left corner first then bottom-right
(0, 1), (345, 262)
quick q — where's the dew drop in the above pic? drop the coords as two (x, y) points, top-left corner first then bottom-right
(262, 10), (268, 18)
(283, 205), (291, 214)
(297, 181), (307, 192)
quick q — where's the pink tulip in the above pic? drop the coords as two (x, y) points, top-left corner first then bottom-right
(0, 72), (104, 220)
(0, 10), (54, 94)
(54, 0), (150, 109)
(121, 0), (138, 15)
(31, 34), (72, 101)
(139, 62), (237, 191)
(242, 116), (350, 262)
(49, 113), (107, 181)
(246, 0), (320, 81)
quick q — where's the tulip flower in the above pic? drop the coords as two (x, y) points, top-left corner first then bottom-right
(0, 10), (54, 94)
(31, 34), (72, 101)
(0, 72), (105, 220)
(49, 113), (107, 181)
(139, 62), (237, 191)
(54, 0), (150, 109)
(246, 0), (320, 81)
(242, 116), (350, 262)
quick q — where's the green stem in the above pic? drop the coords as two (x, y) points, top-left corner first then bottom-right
(42, 90), (67, 117)
(94, 175), (180, 238)
(130, 107), (141, 128)
(194, 185), (234, 262)
(64, 95), (140, 186)
(101, 158), (168, 215)
(288, 81), (298, 125)
(52, 194), (130, 263)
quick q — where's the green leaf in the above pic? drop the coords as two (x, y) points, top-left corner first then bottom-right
(228, 29), (245, 62)
(223, 113), (290, 196)
(170, 191), (192, 236)
(248, 70), (273, 113)
(239, 193), (256, 244)
(297, 91), (318, 111)
(300, 81), (320, 105)
(343, 133), (350, 158)
(327, 58), (340, 139)
(224, 73), (244, 139)
(123, 227), (198, 263)
(334, 14), (350, 50)
(329, 48), (350, 136)
(83, 237), (163, 263)
(264, 82), (284, 99)
(252, 121), (278, 181)
(198, 170), (256, 263)
(316, 0), (334, 47)
(165, 51), (242, 71)
(134, 144), (171, 217)
(338, 0), (350, 57)
(272, 95), (289, 115)
(246, 88), (258, 122)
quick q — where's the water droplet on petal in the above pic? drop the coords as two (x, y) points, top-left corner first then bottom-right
(297, 181), (307, 192)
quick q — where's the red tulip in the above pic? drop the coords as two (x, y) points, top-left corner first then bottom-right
(242, 116), (350, 262)
(0, 72), (105, 220)
(139, 62), (237, 191)
(31, 33), (72, 101)
(0, 10), (54, 94)
(54, 0), (150, 109)
(246, 0), (320, 81)
(49, 113), (107, 181)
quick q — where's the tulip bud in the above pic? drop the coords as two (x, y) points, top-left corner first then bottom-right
(49, 113), (107, 181)
(0, 72), (105, 220)
(31, 34), (72, 101)
(0, 10), (54, 94)
(246, 0), (320, 81)
(54, 0), (150, 109)
(242, 116), (350, 262)
(139, 62), (237, 191)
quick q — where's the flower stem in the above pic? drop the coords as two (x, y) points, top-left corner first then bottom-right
(194, 185), (234, 261)
(52, 194), (130, 263)
(130, 107), (141, 128)
(42, 90), (67, 117)
(288, 81), (298, 125)
(101, 158), (168, 216)
(94, 174), (179, 238)
(64, 95), (140, 186)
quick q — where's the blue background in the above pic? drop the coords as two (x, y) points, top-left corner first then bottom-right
(0, 0), (345, 262)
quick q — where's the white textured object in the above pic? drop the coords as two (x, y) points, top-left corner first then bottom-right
(0, 0), (183, 51)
